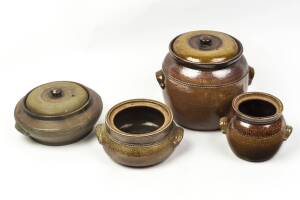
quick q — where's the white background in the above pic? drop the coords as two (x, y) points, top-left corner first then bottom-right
(0, 0), (299, 199)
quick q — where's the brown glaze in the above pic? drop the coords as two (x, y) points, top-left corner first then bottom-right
(156, 30), (254, 130)
(96, 99), (183, 167)
(14, 81), (103, 145)
(220, 92), (293, 162)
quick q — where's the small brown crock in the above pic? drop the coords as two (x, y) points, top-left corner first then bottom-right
(156, 30), (254, 130)
(96, 99), (184, 167)
(14, 81), (103, 145)
(220, 92), (293, 162)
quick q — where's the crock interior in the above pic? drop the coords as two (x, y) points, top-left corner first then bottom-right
(238, 99), (277, 118)
(113, 106), (165, 134)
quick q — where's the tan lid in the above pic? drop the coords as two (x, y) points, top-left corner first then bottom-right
(171, 30), (240, 65)
(26, 81), (89, 116)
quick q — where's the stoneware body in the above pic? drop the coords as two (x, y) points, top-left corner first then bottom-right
(96, 99), (184, 167)
(220, 92), (292, 162)
(156, 30), (254, 130)
(14, 81), (103, 145)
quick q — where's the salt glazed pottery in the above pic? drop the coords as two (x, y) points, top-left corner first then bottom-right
(156, 30), (255, 130)
(14, 81), (102, 145)
(219, 92), (292, 162)
(96, 99), (184, 167)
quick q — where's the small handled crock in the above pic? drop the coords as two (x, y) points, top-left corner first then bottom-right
(220, 92), (292, 162)
(95, 99), (184, 167)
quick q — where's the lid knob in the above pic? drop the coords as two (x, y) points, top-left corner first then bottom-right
(197, 35), (218, 50)
(199, 36), (212, 47)
(50, 88), (63, 98)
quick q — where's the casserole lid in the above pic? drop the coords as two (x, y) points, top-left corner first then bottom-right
(26, 81), (89, 116)
(171, 30), (242, 67)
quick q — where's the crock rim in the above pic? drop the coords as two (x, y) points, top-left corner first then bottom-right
(232, 92), (283, 123)
(106, 99), (173, 139)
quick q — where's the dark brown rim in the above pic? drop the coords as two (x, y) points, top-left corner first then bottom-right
(22, 81), (91, 120)
(168, 32), (243, 70)
(232, 92), (283, 124)
(106, 99), (173, 138)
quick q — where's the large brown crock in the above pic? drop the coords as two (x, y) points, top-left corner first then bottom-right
(156, 30), (254, 130)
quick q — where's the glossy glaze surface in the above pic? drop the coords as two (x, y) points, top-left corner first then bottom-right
(96, 99), (183, 167)
(14, 81), (103, 145)
(220, 92), (292, 162)
(156, 30), (254, 130)
(157, 55), (253, 130)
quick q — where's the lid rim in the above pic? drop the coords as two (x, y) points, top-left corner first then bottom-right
(22, 82), (91, 120)
(169, 33), (243, 69)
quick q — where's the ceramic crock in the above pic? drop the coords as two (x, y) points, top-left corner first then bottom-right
(219, 92), (293, 162)
(156, 30), (255, 130)
(14, 81), (103, 145)
(96, 99), (184, 167)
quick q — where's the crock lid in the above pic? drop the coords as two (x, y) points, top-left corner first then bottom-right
(26, 81), (89, 116)
(171, 30), (241, 66)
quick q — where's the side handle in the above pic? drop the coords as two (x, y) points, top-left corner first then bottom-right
(95, 123), (106, 144)
(15, 123), (30, 136)
(219, 117), (228, 134)
(172, 126), (184, 147)
(248, 66), (255, 85)
(282, 125), (293, 141)
(156, 69), (165, 89)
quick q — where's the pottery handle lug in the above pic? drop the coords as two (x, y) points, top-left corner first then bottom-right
(219, 117), (228, 134)
(15, 123), (30, 136)
(172, 126), (184, 147)
(156, 69), (165, 89)
(283, 125), (293, 141)
(95, 123), (106, 144)
(248, 66), (255, 85)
